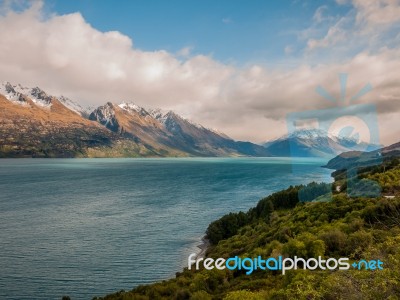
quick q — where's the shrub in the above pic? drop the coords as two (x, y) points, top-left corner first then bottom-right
(320, 229), (347, 255)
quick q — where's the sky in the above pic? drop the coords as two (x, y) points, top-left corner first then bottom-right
(45, 0), (340, 65)
(0, 0), (399, 145)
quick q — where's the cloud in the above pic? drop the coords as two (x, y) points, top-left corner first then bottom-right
(0, 1), (399, 146)
(307, 16), (349, 50)
(177, 46), (193, 57)
(222, 17), (232, 24)
(313, 5), (331, 23)
(353, 0), (400, 26)
(306, 0), (400, 52)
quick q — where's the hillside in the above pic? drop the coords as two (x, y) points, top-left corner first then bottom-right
(0, 82), (269, 158)
(324, 141), (400, 170)
(94, 158), (400, 300)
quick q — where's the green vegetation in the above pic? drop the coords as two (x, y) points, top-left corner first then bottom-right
(206, 182), (332, 245)
(333, 157), (400, 196)
(93, 159), (400, 300)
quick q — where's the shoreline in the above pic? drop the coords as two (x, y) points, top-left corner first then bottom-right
(194, 236), (210, 260)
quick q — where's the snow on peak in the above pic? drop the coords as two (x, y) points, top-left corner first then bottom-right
(208, 128), (232, 139)
(0, 81), (16, 98)
(58, 95), (88, 116)
(148, 108), (170, 123)
(0, 82), (94, 115)
(288, 128), (332, 140)
(92, 103), (116, 123)
(118, 101), (140, 111)
(186, 117), (205, 130)
(28, 87), (53, 108)
(147, 107), (229, 137)
(1, 82), (53, 108)
(118, 101), (149, 117)
(0, 81), (29, 106)
(267, 128), (366, 149)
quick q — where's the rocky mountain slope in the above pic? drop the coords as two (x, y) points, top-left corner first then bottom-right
(0, 82), (269, 158)
(89, 102), (270, 156)
(0, 84), (163, 158)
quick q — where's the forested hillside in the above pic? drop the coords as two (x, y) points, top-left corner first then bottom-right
(94, 159), (400, 300)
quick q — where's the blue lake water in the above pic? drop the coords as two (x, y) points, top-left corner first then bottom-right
(0, 157), (332, 299)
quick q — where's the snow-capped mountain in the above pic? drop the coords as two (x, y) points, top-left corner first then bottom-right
(88, 101), (269, 156)
(1, 82), (53, 108)
(0, 81), (270, 158)
(148, 107), (232, 139)
(0, 81), (92, 116)
(119, 101), (150, 117)
(148, 108), (169, 122)
(4, 81), (385, 159)
(0, 82), (128, 158)
(25, 86), (53, 108)
(263, 128), (378, 158)
(89, 102), (119, 132)
(0, 82), (29, 106)
(59, 95), (90, 117)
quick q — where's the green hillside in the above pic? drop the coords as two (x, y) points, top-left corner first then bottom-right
(94, 159), (400, 300)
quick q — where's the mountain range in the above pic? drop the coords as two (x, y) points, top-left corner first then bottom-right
(0, 82), (269, 158)
(1, 81), (392, 159)
(262, 128), (378, 158)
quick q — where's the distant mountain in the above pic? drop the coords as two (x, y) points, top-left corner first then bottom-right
(263, 129), (378, 158)
(325, 141), (400, 170)
(0, 81), (269, 158)
(89, 101), (270, 157)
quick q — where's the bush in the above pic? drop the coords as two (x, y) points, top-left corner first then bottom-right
(223, 290), (265, 300)
(191, 290), (212, 300)
(346, 231), (373, 259)
(320, 229), (347, 255)
(206, 212), (248, 244)
(298, 182), (332, 202)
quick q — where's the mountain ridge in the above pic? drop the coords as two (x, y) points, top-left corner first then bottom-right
(3, 81), (384, 159)
(0, 81), (270, 158)
(263, 128), (379, 158)
(324, 141), (400, 170)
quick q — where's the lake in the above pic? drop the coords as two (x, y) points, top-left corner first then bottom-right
(0, 157), (332, 299)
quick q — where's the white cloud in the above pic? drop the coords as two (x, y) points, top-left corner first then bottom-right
(0, 2), (399, 146)
(177, 46), (193, 57)
(313, 5), (330, 23)
(307, 16), (349, 50)
(353, 0), (400, 26)
(306, 0), (400, 52)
